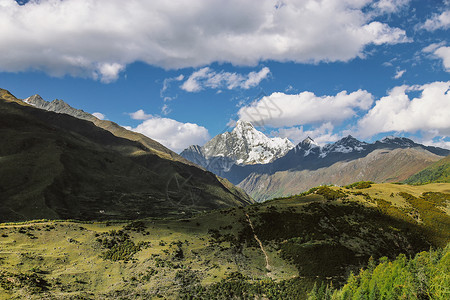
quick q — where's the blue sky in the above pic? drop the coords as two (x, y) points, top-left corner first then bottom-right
(1, 0), (449, 152)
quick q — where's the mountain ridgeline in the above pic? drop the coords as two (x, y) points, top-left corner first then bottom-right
(0, 89), (252, 222)
(181, 122), (449, 201)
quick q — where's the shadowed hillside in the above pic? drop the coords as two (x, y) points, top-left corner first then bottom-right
(0, 89), (252, 221)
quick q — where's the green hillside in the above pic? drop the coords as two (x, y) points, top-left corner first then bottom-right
(307, 244), (450, 299)
(0, 183), (448, 299)
(404, 155), (450, 184)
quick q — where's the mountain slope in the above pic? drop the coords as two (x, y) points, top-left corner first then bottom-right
(0, 89), (253, 221)
(404, 155), (450, 184)
(24, 94), (191, 164)
(239, 148), (445, 201)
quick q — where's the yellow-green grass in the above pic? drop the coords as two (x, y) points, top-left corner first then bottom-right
(0, 183), (448, 299)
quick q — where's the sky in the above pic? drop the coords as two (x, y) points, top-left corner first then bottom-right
(0, 0), (449, 153)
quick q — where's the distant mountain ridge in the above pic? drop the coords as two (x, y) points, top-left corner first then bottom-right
(180, 123), (449, 201)
(214, 134), (447, 187)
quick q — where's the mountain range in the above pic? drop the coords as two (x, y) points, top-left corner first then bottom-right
(181, 122), (450, 201)
(0, 88), (252, 221)
(0, 87), (449, 299)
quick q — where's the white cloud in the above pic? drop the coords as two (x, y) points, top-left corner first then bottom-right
(92, 112), (106, 120)
(238, 89), (374, 127)
(94, 63), (125, 83)
(434, 47), (450, 72)
(422, 42), (446, 53)
(423, 44), (450, 73)
(357, 81), (450, 138)
(272, 122), (342, 146)
(371, 0), (410, 14)
(421, 9), (450, 31)
(394, 69), (406, 79)
(130, 117), (210, 153)
(0, 0), (409, 81)
(180, 67), (270, 92)
(129, 109), (153, 120)
(420, 137), (450, 149)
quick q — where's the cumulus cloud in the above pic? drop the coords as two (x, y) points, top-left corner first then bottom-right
(421, 9), (450, 31)
(180, 67), (270, 92)
(272, 122), (342, 145)
(130, 117), (210, 153)
(423, 44), (450, 73)
(357, 81), (450, 138)
(92, 112), (106, 120)
(0, 0), (409, 82)
(129, 109), (153, 120)
(237, 89), (374, 127)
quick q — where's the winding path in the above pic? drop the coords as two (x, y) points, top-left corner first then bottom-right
(245, 212), (271, 271)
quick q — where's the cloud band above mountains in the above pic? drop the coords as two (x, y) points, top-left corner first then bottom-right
(0, 0), (409, 82)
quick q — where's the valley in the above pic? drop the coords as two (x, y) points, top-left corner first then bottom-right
(1, 183), (449, 299)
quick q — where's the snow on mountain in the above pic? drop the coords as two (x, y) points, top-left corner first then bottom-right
(294, 137), (320, 157)
(202, 120), (294, 165)
(319, 135), (368, 158)
(181, 120), (294, 173)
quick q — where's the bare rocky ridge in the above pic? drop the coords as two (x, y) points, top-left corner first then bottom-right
(24, 94), (192, 165)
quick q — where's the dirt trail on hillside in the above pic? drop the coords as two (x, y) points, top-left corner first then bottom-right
(245, 213), (271, 271)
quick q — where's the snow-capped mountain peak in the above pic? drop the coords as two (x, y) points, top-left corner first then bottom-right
(182, 120), (294, 172)
(319, 135), (367, 158)
(301, 136), (320, 147)
(294, 137), (320, 157)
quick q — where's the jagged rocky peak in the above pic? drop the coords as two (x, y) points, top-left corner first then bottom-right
(24, 94), (46, 106)
(184, 145), (203, 154)
(182, 120), (294, 169)
(300, 136), (320, 148)
(319, 135), (367, 158)
(233, 119), (254, 132)
(380, 136), (415, 147)
(23, 94), (96, 122)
